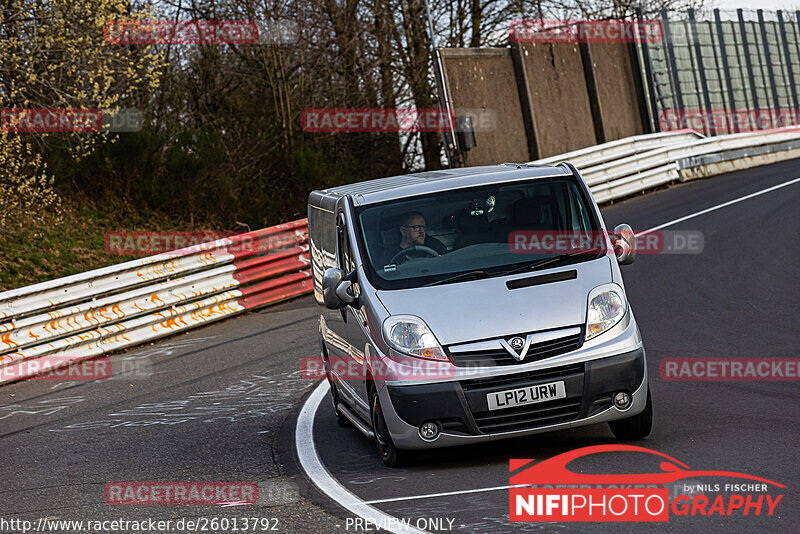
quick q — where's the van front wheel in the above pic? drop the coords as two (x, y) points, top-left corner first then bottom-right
(370, 387), (408, 468)
(609, 388), (653, 441)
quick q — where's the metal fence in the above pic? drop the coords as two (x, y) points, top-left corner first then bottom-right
(0, 220), (312, 385)
(637, 8), (800, 135)
(532, 128), (800, 203)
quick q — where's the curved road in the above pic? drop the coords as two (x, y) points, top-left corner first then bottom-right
(2, 159), (799, 533)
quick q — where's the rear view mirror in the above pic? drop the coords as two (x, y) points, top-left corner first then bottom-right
(612, 224), (636, 265)
(322, 268), (355, 309)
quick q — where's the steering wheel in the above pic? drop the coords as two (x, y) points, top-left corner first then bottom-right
(388, 245), (440, 265)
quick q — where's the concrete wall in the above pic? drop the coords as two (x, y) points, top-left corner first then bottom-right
(439, 49), (530, 166)
(521, 42), (597, 158)
(440, 42), (648, 166)
(591, 43), (646, 142)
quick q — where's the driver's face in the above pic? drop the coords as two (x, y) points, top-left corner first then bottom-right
(400, 215), (426, 246)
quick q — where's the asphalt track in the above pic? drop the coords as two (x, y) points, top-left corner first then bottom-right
(1, 159), (799, 534)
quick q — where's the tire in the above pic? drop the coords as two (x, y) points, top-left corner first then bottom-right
(609, 388), (653, 441)
(369, 385), (409, 467)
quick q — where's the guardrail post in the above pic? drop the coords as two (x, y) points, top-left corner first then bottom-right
(738, 9), (761, 117)
(795, 12), (800, 117)
(758, 10), (782, 115)
(636, 8), (661, 132)
(714, 9), (740, 133)
(689, 9), (713, 134)
(795, 11), (800, 89)
(628, 40), (653, 133)
(661, 9), (686, 115)
(579, 35), (606, 144)
(777, 11), (799, 111)
(510, 41), (541, 160)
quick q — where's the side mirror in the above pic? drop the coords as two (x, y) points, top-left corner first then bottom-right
(612, 224), (636, 265)
(322, 268), (356, 309)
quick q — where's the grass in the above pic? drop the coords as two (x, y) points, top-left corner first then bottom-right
(0, 195), (209, 292)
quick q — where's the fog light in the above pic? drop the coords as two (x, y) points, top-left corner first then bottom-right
(614, 391), (631, 410)
(419, 421), (439, 441)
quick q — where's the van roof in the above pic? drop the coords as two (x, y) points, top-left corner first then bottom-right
(313, 163), (572, 207)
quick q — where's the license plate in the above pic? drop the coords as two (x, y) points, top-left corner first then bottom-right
(486, 380), (567, 411)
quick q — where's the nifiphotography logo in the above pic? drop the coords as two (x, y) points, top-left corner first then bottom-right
(509, 445), (785, 522)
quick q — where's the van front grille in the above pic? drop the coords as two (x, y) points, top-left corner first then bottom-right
(447, 333), (581, 367)
(461, 362), (584, 391)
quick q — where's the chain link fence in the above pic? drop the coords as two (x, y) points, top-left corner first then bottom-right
(636, 8), (800, 135)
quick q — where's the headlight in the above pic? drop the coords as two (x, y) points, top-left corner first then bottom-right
(585, 284), (627, 340)
(382, 315), (448, 361)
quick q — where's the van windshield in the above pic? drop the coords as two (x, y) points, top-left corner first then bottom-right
(354, 176), (606, 290)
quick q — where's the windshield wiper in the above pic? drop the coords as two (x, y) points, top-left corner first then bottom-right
(498, 246), (604, 277)
(423, 270), (490, 287)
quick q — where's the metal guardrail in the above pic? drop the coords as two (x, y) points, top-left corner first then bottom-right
(0, 220), (312, 384)
(532, 130), (703, 169)
(531, 128), (800, 203)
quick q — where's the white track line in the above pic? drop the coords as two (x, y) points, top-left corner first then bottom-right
(364, 484), (533, 505)
(295, 382), (430, 534)
(637, 176), (800, 236)
(296, 174), (800, 526)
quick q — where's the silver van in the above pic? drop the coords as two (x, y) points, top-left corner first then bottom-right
(308, 163), (651, 466)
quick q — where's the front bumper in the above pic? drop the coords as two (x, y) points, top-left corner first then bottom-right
(379, 346), (647, 450)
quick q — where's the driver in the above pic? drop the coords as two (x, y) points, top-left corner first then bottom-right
(399, 211), (427, 249)
(381, 211), (445, 266)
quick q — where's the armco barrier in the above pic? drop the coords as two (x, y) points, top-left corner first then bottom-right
(0, 220), (311, 384)
(531, 127), (800, 203)
(532, 130), (703, 169)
